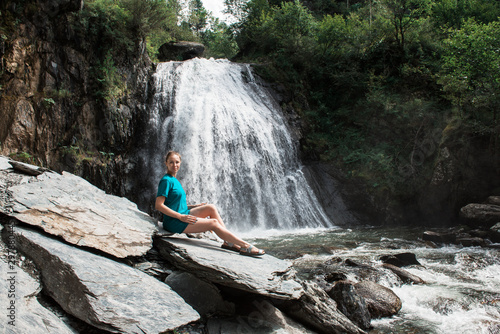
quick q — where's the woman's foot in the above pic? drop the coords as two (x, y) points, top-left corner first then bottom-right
(221, 241), (241, 252)
(239, 245), (265, 257)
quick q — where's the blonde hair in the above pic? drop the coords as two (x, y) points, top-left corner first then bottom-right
(165, 151), (181, 162)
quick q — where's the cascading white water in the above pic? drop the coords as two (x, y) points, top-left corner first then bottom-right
(147, 58), (333, 231)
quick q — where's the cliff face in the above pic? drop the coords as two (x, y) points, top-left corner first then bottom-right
(0, 0), (153, 199)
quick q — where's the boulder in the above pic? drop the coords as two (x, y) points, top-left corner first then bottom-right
(460, 203), (500, 228)
(379, 252), (422, 267)
(327, 280), (371, 330)
(353, 281), (402, 318)
(155, 235), (303, 300)
(380, 263), (425, 285)
(158, 41), (205, 61)
(166, 271), (235, 318)
(5, 169), (157, 258)
(278, 281), (365, 334)
(13, 226), (200, 333)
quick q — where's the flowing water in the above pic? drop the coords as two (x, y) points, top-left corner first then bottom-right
(144, 58), (333, 230)
(246, 227), (500, 334)
(145, 58), (500, 333)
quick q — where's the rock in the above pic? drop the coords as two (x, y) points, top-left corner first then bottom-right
(278, 281), (365, 334)
(327, 280), (371, 330)
(460, 203), (500, 228)
(5, 170), (157, 258)
(353, 281), (402, 318)
(207, 299), (316, 334)
(422, 230), (456, 245)
(166, 271), (235, 318)
(486, 196), (500, 206)
(0, 156), (12, 170)
(13, 226), (200, 333)
(490, 223), (500, 243)
(158, 41), (205, 61)
(155, 235), (303, 300)
(8, 159), (49, 176)
(456, 237), (488, 247)
(380, 263), (425, 285)
(379, 252), (422, 267)
(0, 260), (76, 333)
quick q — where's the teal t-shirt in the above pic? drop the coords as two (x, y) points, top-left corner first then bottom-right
(157, 174), (190, 229)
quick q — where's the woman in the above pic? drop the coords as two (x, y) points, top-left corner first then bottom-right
(155, 151), (265, 256)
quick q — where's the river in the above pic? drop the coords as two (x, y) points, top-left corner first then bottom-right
(244, 226), (500, 334)
(146, 58), (500, 333)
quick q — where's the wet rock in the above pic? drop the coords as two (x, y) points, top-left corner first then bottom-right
(155, 235), (303, 300)
(422, 230), (456, 245)
(380, 263), (425, 285)
(166, 271), (235, 318)
(158, 41), (205, 61)
(379, 252), (422, 267)
(278, 281), (365, 334)
(456, 237), (488, 247)
(460, 203), (500, 228)
(353, 281), (402, 318)
(5, 169), (157, 258)
(327, 280), (371, 330)
(14, 226), (200, 333)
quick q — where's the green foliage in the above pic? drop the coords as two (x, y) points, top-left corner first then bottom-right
(432, 0), (500, 28)
(202, 19), (239, 59)
(439, 18), (500, 121)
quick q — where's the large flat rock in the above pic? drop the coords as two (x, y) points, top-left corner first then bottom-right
(6, 167), (156, 258)
(14, 226), (200, 333)
(155, 236), (304, 300)
(0, 259), (77, 334)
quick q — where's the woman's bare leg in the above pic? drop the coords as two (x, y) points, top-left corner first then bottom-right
(190, 204), (226, 228)
(183, 218), (264, 254)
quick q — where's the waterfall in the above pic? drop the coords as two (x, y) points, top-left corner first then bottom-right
(145, 58), (334, 231)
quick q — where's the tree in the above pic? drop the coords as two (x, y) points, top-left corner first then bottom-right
(379, 0), (432, 50)
(188, 0), (208, 35)
(439, 18), (500, 121)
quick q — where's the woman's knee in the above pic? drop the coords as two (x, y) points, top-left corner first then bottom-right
(206, 204), (218, 214)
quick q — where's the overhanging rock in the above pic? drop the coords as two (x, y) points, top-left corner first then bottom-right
(155, 236), (304, 300)
(14, 226), (200, 333)
(5, 167), (156, 258)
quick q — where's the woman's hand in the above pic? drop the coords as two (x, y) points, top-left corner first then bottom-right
(180, 214), (198, 224)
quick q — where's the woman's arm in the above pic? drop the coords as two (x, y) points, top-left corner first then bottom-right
(155, 196), (197, 223)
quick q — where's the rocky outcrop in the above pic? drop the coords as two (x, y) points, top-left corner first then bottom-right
(0, 156), (157, 258)
(155, 235), (303, 300)
(157, 41), (205, 61)
(13, 226), (200, 333)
